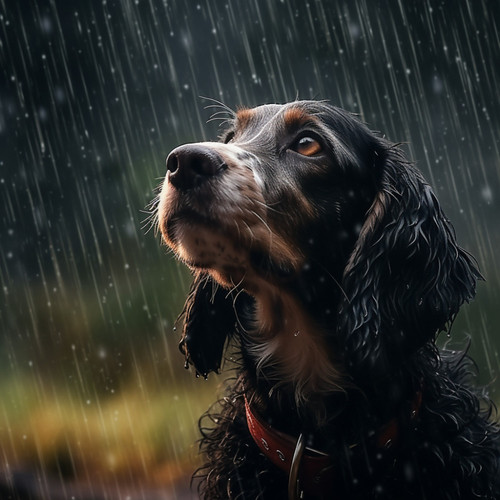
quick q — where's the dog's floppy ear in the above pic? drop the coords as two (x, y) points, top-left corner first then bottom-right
(178, 273), (243, 378)
(338, 144), (481, 381)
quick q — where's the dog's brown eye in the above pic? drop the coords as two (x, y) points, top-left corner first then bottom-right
(293, 136), (322, 156)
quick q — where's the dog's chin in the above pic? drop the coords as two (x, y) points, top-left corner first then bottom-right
(161, 205), (302, 290)
(166, 220), (250, 285)
(170, 227), (297, 292)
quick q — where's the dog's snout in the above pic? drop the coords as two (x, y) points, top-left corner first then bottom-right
(166, 144), (226, 190)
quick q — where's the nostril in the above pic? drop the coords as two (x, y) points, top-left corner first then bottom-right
(166, 152), (179, 175)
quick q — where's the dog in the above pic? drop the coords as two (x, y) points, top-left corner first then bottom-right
(154, 101), (499, 499)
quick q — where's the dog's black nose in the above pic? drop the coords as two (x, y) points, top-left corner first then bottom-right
(166, 144), (226, 190)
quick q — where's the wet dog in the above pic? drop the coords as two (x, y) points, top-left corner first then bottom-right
(155, 101), (499, 499)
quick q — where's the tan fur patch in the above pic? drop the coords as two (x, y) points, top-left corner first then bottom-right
(283, 107), (314, 130)
(248, 286), (347, 405)
(236, 107), (255, 129)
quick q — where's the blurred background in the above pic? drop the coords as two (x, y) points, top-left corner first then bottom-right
(1, 0), (499, 498)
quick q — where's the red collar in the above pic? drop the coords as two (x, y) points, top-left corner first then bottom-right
(245, 392), (422, 499)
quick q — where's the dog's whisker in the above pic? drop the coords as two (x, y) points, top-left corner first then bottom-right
(207, 116), (233, 125)
(207, 113), (234, 126)
(200, 96), (236, 117)
(226, 274), (246, 298)
(249, 210), (275, 257)
(141, 214), (159, 235)
(312, 259), (350, 303)
(216, 119), (234, 128)
(252, 199), (285, 215)
(207, 110), (234, 118)
(240, 220), (254, 244)
(209, 279), (220, 303)
(249, 210), (273, 238)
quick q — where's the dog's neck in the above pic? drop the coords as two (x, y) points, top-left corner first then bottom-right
(243, 283), (348, 409)
(239, 274), (419, 434)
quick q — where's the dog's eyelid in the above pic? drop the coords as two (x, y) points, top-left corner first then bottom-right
(289, 132), (325, 157)
(221, 130), (235, 144)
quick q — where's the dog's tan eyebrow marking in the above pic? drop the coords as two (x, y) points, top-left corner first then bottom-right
(283, 107), (316, 130)
(236, 107), (255, 128)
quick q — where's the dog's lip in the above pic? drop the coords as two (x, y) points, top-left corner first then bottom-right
(169, 207), (208, 224)
(167, 211), (295, 281)
(167, 208), (224, 230)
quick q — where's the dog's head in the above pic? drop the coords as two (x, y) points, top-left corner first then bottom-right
(156, 101), (480, 386)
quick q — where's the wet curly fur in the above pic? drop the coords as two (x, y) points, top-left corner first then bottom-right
(155, 101), (500, 498)
(195, 350), (498, 499)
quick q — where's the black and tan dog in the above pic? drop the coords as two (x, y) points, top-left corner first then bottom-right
(154, 101), (499, 499)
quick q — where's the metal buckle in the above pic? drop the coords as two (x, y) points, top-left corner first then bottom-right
(288, 433), (305, 500)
